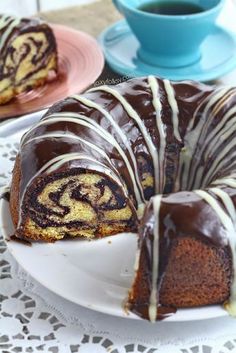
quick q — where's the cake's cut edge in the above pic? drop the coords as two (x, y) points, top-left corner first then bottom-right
(10, 157), (138, 242)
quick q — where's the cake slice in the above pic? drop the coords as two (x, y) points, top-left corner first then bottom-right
(0, 14), (57, 104)
(127, 194), (232, 321)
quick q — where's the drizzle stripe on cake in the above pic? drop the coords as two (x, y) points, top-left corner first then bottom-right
(148, 76), (166, 192)
(71, 94), (145, 201)
(89, 85), (160, 193)
(148, 195), (162, 322)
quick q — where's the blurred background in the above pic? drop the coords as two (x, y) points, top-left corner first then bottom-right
(0, 0), (96, 16)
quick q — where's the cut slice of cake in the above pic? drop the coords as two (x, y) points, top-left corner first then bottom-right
(0, 14), (57, 104)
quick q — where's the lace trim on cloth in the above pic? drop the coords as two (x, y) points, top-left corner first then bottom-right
(2, 136), (236, 353)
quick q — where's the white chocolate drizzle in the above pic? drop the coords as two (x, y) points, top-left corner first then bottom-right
(22, 112), (143, 205)
(210, 188), (236, 224)
(194, 188), (236, 315)
(190, 90), (236, 189)
(148, 76), (166, 192)
(134, 249), (141, 272)
(71, 94), (145, 202)
(163, 79), (181, 142)
(22, 133), (115, 170)
(194, 189), (233, 236)
(179, 87), (230, 190)
(202, 137), (236, 187)
(89, 85), (160, 193)
(148, 195), (162, 322)
(212, 176), (236, 188)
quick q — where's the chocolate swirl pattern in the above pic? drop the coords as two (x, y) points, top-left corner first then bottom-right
(10, 76), (236, 321)
(0, 14), (57, 104)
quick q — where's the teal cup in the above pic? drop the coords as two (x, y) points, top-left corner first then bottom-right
(113, 0), (225, 68)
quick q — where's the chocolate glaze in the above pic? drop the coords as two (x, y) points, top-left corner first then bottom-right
(19, 77), (212, 203)
(131, 189), (236, 320)
(1, 190), (10, 202)
(14, 76), (236, 321)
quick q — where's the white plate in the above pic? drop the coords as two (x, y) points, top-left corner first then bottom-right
(0, 112), (228, 322)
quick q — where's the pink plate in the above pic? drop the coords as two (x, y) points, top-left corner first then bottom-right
(0, 24), (104, 119)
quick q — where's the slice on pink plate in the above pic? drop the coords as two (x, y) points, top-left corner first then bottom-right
(0, 24), (104, 120)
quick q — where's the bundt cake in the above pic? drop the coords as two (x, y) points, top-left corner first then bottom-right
(9, 76), (236, 321)
(0, 14), (57, 105)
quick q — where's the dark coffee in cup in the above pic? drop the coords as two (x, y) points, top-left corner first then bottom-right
(139, 1), (205, 15)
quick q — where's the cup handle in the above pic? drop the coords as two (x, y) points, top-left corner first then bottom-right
(112, 0), (123, 14)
